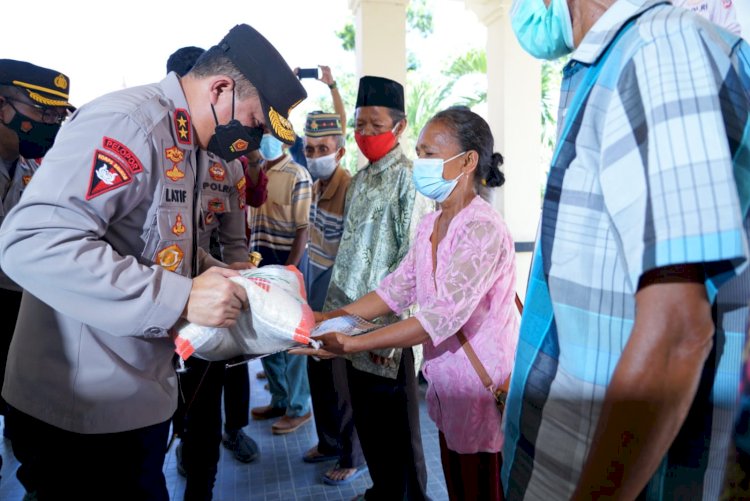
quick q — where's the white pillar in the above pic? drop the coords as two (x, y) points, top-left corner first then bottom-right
(466, 0), (543, 297)
(349, 0), (408, 84)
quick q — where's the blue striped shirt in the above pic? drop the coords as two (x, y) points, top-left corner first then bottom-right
(503, 1), (750, 498)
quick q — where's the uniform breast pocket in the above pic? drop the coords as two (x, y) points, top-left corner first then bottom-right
(201, 192), (230, 215)
(142, 209), (192, 274)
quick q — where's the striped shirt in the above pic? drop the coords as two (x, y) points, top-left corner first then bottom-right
(503, 1), (750, 499)
(248, 154), (312, 265)
(304, 165), (351, 310)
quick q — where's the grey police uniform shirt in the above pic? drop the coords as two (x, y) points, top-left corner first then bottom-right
(197, 153), (248, 263)
(0, 73), (206, 434)
(0, 156), (41, 291)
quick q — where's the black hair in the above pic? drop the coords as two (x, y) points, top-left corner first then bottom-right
(166, 46), (206, 77)
(429, 106), (504, 198)
(186, 46), (258, 99)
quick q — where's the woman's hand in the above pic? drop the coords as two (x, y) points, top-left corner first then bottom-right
(313, 311), (327, 324)
(314, 332), (352, 355)
(288, 331), (353, 358)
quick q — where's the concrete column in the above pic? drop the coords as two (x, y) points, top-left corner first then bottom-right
(466, 0), (543, 297)
(348, 0), (408, 84)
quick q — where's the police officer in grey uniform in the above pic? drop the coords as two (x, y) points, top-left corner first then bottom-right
(0, 59), (73, 490)
(0, 24), (305, 501)
(166, 45), (260, 501)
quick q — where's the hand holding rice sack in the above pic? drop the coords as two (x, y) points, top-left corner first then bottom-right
(174, 265), (318, 361)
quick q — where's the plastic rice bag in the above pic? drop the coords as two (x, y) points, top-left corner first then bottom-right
(174, 265), (316, 361)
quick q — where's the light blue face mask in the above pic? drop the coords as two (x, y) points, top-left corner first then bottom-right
(412, 151), (466, 203)
(510, 0), (575, 60)
(259, 134), (284, 160)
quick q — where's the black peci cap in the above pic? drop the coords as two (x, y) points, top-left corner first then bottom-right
(217, 24), (306, 145)
(355, 76), (404, 112)
(0, 59), (74, 110)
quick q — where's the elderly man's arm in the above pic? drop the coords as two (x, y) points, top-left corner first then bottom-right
(572, 264), (714, 499)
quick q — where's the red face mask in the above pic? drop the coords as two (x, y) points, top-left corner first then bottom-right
(355, 127), (398, 163)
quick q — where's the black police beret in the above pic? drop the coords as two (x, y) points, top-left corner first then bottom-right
(355, 76), (404, 112)
(217, 24), (307, 145)
(0, 59), (74, 110)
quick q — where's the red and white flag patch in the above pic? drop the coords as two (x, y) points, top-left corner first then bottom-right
(86, 150), (133, 200)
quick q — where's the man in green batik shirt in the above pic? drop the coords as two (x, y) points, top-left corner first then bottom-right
(320, 75), (431, 501)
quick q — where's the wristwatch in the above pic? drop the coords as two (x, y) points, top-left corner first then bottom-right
(328, 81), (337, 90)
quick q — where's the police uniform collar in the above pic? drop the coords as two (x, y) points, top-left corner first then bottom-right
(571, 0), (669, 65)
(160, 73), (197, 151)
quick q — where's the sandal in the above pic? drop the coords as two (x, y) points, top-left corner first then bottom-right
(323, 463), (369, 485)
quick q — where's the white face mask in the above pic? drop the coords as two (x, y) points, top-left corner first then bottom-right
(305, 151), (338, 181)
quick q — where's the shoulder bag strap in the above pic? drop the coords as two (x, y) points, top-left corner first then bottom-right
(431, 216), (518, 398)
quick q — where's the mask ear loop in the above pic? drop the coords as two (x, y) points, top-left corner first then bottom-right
(231, 86), (236, 121)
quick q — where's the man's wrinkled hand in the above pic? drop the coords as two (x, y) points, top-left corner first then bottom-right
(288, 346), (337, 359)
(183, 267), (249, 328)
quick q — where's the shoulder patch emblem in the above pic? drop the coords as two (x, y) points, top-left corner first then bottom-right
(236, 177), (246, 210)
(102, 137), (143, 173)
(172, 213), (187, 236)
(165, 146), (185, 164)
(174, 109), (192, 145)
(208, 198), (225, 213)
(86, 150), (133, 200)
(156, 244), (184, 272)
(209, 163), (226, 181)
(166, 165), (186, 182)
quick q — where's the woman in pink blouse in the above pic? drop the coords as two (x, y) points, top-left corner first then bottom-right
(298, 107), (518, 501)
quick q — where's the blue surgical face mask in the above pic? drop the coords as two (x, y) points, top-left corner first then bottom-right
(412, 151), (466, 203)
(259, 134), (284, 160)
(510, 0), (575, 60)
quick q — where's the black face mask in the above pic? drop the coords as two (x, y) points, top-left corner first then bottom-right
(4, 110), (60, 159)
(206, 90), (263, 161)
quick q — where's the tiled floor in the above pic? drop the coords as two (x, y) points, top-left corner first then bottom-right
(0, 358), (448, 500)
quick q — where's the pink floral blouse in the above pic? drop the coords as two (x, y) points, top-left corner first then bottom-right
(376, 196), (518, 454)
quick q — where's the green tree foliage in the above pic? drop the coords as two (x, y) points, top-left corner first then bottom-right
(406, 0), (434, 37)
(336, 23), (355, 52)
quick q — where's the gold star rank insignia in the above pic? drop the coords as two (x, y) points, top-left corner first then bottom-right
(174, 109), (192, 145)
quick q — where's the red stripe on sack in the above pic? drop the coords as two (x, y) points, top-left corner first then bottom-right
(292, 304), (315, 344)
(285, 265), (308, 301)
(250, 277), (270, 292)
(174, 336), (195, 360)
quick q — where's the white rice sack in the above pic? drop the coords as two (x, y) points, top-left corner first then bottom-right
(174, 265), (315, 361)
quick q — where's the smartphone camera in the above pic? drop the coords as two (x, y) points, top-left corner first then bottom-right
(297, 68), (319, 80)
